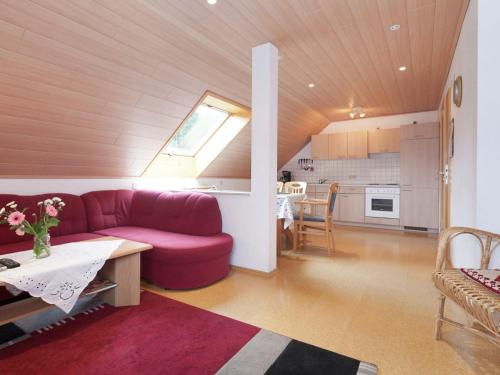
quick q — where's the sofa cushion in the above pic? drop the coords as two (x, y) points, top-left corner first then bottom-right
(0, 194), (88, 245)
(0, 232), (104, 255)
(94, 226), (232, 264)
(129, 190), (223, 236)
(81, 190), (134, 232)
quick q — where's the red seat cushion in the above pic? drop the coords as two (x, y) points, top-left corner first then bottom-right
(81, 190), (134, 232)
(0, 232), (104, 255)
(94, 226), (232, 264)
(129, 190), (223, 236)
(0, 193), (88, 246)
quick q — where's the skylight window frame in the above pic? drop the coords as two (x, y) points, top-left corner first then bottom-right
(161, 91), (249, 158)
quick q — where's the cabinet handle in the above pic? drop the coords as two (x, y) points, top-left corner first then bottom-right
(402, 184), (412, 186)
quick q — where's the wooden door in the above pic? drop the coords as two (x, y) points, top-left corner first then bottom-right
(328, 133), (348, 159)
(339, 193), (365, 222)
(311, 135), (329, 160)
(347, 131), (368, 159)
(439, 89), (452, 230)
(400, 138), (439, 188)
(368, 128), (400, 153)
(400, 188), (439, 229)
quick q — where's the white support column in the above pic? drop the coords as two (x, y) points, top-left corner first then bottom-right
(250, 42), (279, 272)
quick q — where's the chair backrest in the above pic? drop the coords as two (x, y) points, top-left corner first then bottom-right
(325, 183), (340, 217)
(284, 181), (307, 194)
(276, 181), (284, 193)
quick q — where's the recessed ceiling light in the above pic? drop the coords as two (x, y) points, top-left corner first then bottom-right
(359, 113), (366, 118)
(399, 66), (407, 71)
(389, 24), (400, 31)
(207, 0), (217, 4)
(350, 112), (355, 118)
(308, 83), (315, 88)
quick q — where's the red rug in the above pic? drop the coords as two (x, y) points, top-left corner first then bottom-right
(0, 292), (259, 375)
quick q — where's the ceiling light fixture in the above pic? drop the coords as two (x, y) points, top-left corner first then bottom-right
(350, 106), (366, 119)
(308, 83), (315, 88)
(399, 66), (407, 71)
(207, 0), (217, 4)
(389, 24), (400, 31)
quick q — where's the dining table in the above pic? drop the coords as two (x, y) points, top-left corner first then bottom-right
(276, 192), (307, 253)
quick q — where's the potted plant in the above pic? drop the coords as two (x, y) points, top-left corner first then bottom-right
(0, 197), (65, 258)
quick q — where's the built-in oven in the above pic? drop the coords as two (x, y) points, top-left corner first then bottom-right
(365, 187), (400, 219)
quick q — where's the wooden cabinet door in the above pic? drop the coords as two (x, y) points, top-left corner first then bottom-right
(368, 128), (400, 153)
(328, 133), (348, 159)
(338, 193), (365, 223)
(400, 123), (439, 140)
(311, 135), (329, 159)
(386, 128), (400, 152)
(400, 188), (439, 229)
(400, 138), (439, 188)
(347, 131), (368, 159)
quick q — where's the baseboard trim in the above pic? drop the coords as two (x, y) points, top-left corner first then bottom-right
(231, 265), (277, 278)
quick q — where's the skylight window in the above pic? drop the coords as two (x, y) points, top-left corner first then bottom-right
(144, 91), (250, 178)
(164, 104), (229, 157)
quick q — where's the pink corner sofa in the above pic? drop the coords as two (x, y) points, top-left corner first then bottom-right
(0, 190), (233, 297)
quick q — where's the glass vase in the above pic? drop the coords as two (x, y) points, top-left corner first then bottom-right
(33, 232), (51, 259)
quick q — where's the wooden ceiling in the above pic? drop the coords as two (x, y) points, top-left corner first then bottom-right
(0, 0), (468, 178)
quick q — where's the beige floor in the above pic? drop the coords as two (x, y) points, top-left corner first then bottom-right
(144, 226), (500, 375)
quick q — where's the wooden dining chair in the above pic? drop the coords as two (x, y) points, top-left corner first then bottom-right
(284, 181), (307, 194)
(276, 181), (284, 193)
(293, 183), (339, 255)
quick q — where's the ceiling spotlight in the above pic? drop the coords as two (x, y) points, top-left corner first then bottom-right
(207, 0), (217, 4)
(389, 24), (400, 31)
(308, 83), (315, 88)
(399, 66), (407, 71)
(350, 106), (365, 119)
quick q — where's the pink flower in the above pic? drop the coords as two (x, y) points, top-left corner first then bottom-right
(15, 228), (25, 236)
(45, 205), (58, 217)
(7, 211), (25, 226)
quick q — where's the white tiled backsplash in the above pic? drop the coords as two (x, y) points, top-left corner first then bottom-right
(279, 153), (400, 184)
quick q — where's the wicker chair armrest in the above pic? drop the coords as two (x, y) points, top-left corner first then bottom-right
(436, 226), (500, 272)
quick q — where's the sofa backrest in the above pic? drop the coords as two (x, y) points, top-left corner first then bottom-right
(129, 190), (222, 236)
(0, 193), (88, 245)
(81, 190), (134, 232)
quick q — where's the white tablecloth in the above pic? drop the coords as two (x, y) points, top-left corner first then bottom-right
(277, 193), (306, 229)
(0, 240), (124, 313)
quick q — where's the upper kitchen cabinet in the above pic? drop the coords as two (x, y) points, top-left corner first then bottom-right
(328, 133), (348, 160)
(347, 131), (368, 159)
(368, 128), (400, 153)
(311, 134), (329, 160)
(400, 123), (439, 140)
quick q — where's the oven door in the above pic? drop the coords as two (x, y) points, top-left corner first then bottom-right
(365, 194), (400, 219)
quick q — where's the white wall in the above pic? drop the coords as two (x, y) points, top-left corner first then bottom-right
(0, 179), (138, 195)
(440, 0), (499, 268)
(320, 111), (438, 133)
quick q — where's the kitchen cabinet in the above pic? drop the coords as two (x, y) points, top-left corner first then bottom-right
(311, 134), (329, 160)
(368, 128), (400, 153)
(400, 188), (439, 229)
(328, 133), (348, 160)
(400, 123), (439, 140)
(347, 131), (368, 159)
(400, 138), (439, 189)
(338, 193), (365, 223)
(399, 122), (439, 229)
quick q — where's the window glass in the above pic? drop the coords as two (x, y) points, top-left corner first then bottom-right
(164, 104), (229, 156)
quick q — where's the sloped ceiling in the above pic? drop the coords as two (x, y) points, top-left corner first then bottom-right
(0, 0), (468, 178)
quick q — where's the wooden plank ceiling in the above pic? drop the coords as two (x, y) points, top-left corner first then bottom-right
(0, 0), (468, 178)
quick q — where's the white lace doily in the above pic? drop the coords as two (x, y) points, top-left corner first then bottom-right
(0, 240), (124, 313)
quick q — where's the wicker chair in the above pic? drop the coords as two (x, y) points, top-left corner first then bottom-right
(433, 226), (500, 347)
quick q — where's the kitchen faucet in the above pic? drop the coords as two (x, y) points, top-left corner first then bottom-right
(319, 178), (328, 184)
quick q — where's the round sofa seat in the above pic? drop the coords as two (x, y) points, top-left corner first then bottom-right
(93, 226), (233, 289)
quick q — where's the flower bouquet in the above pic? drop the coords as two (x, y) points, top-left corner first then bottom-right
(0, 197), (65, 258)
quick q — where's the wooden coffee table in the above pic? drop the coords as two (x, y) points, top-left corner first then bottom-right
(0, 236), (152, 325)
